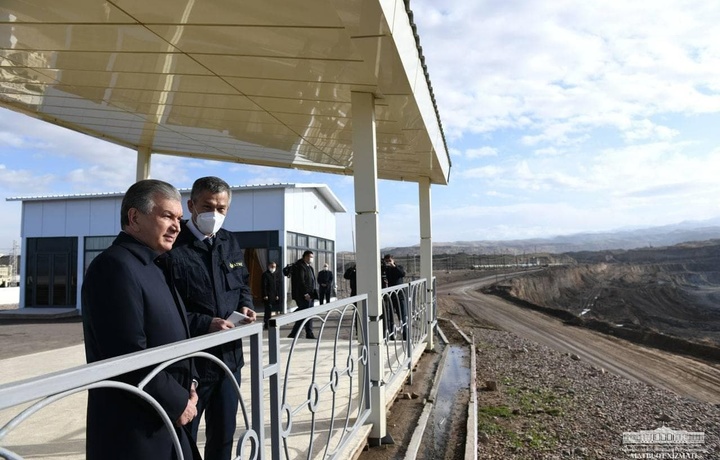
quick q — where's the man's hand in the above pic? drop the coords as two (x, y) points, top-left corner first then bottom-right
(208, 317), (233, 332)
(239, 307), (256, 323)
(304, 293), (311, 300)
(175, 386), (198, 426)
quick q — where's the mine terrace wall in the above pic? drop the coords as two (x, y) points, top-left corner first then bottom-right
(483, 262), (720, 364)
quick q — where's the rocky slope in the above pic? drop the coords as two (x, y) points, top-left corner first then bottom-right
(482, 242), (720, 361)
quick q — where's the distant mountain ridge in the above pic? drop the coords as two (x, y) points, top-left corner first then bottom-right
(381, 217), (720, 255)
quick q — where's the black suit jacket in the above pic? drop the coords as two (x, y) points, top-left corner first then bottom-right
(82, 232), (197, 460)
(262, 268), (282, 301)
(291, 259), (317, 302)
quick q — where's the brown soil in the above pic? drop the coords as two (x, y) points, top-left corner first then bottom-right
(362, 265), (720, 459)
(511, 263), (719, 340)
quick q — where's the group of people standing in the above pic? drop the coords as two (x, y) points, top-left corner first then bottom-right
(82, 176), (338, 460)
(343, 254), (407, 338)
(81, 174), (403, 460)
(82, 177), (257, 460)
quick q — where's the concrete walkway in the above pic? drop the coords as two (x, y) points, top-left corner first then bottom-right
(0, 334), (375, 460)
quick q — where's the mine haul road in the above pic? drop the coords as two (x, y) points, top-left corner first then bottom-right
(438, 273), (720, 405)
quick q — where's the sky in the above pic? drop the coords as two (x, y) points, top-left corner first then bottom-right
(1, 0), (720, 254)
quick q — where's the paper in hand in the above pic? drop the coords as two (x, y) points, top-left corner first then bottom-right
(228, 311), (249, 326)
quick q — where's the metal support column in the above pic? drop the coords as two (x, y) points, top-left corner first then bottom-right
(419, 176), (434, 351)
(136, 146), (152, 181)
(351, 91), (391, 445)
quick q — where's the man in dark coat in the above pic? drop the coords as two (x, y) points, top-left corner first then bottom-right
(317, 262), (334, 304)
(169, 176), (256, 460)
(383, 254), (407, 339)
(261, 261), (282, 329)
(288, 250), (317, 339)
(343, 264), (357, 296)
(82, 179), (200, 460)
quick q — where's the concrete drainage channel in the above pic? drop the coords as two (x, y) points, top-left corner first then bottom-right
(405, 321), (477, 460)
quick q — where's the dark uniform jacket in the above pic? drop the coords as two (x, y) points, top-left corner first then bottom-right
(343, 265), (357, 296)
(169, 222), (253, 382)
(261, 268), (282, 301)
(291, 258), (317, 302)
(82, 231), (198, 460)
(385, 264), (406, 287)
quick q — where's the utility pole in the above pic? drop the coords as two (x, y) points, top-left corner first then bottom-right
(8, 240), (18, 286)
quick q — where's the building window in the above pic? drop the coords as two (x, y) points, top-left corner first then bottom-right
(84, 236), (115, 273)
(296, 234), (308, 247)
(286, 232), (336, 274)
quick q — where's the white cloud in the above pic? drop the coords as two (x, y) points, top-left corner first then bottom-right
(414, 0), (720, 146)
(0, 131), (24, 148)
(457, 165), (504, 179)
(533, 147), (562, 156)
(465, 147), (498, 158)
(0, 168), (55, 194)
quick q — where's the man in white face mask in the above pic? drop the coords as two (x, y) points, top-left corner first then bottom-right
(169, 176), (256, 460)
(261, 262), (281, 329)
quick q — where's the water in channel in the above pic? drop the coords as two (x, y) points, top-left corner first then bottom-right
(430, 344), (470, 458)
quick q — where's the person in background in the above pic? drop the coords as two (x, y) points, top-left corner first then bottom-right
(288, 250), (317, 339)
(262, 261), (282, 329)
(383, 254), (407, 339)
(82, 179), (200, 460)
(317, 262), (334, 304)
(169, 176), (256, 460)
(343, 264), (357, 296)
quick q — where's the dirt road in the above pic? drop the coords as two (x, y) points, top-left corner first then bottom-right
(438, 273), (720, 404)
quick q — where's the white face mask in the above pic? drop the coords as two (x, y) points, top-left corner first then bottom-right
(269, 268), (276, 273)
(195, 211), (225, 235)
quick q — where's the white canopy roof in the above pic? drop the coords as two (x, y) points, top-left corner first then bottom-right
(0, 0), (451, 185)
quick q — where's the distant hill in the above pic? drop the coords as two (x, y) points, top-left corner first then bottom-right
(380, 217), (720, 255)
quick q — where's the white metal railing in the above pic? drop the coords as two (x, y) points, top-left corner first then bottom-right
(0, 322), (266, 460)
(377, 277), (432, 393)
(0, 279), (437, 460)
(267, 296), (371, 459)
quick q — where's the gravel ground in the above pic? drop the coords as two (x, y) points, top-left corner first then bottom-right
(468, 325), (719, 459)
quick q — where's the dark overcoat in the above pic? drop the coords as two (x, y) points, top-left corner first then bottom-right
(291, 258), (317, 302)
(261, 268), (282, 300)
(82, 232), (198, 460)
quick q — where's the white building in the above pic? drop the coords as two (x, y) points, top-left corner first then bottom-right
(8, 183), (345, 312)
